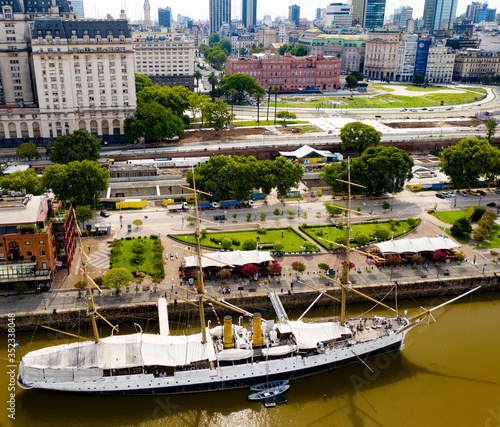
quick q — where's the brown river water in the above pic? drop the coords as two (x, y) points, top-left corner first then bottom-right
(1, 290), (499, 427)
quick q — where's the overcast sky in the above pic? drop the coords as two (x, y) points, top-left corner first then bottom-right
(84, 0), (471, 24)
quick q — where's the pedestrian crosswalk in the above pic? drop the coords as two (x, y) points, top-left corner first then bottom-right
(88, 247), (110, 271)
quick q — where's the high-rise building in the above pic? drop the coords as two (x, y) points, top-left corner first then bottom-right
(324, 3), (353, 28)
(289, 5), (300, 26)
(468, 3), (496, 23)
(144, 0), (151, 27)
(363, 0), (386, 29)
(158, 7), (172, 28)
(352, 0), (365, 25)
(209, 0), (231, 35)
(393, 6), (413, 28)
(70, 0), (84, 19)
(423, 0), (457, 32)
(316, 8), (323, 20)
(242, 0), (256, 28)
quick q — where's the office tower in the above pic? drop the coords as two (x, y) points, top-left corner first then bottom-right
(209, 0), (231, 35)
(393, 6), (413, 28)
(144, 0), (151, 27)
(423, 0), (457, 32)
(70, 0), (84, 19)
(289, 5), (300, 26)
(316, 8), (323, 20)
(352, 0), (365, 25)
(158, 7), (172, 28)
(363, 0), (386, 29)
(242, 0), (256, 28)
(324, 3), (353, 28)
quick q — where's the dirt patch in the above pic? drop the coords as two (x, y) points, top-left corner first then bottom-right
(179, 127), (264, 143)
(385, 118), (486, 129)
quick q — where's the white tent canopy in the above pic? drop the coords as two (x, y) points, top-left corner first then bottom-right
(183, 250), (274, 269)
(283, 321), (351, 350)
(373, 237), (459, 256)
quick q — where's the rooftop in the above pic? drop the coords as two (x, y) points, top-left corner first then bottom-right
(0, 195), (48, 227)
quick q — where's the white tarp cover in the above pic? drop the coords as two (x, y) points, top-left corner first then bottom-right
(373, 236), (459, 256)
(279, 145), (335, 159)
(184, 250), (274, 269)
(286, 321), (351, 350)
(22, 331), (216, 371)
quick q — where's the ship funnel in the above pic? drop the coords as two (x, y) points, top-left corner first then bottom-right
(223, 315), (234, 349)
(252, 312), (263, 346)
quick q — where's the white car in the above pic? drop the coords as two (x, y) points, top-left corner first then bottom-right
(459, 190), (468, 197)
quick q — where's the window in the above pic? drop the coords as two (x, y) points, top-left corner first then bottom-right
(25, 241), (31, 246)
(39, 240), (44, 245)
(40, 251), (46, 256)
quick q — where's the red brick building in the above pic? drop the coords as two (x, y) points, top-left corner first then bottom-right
(224, 53), (341, 91)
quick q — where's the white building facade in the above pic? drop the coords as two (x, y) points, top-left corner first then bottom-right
(425, 46), (455, 83)
(323, 3), (353, 28)
(396, 33), (417, 81)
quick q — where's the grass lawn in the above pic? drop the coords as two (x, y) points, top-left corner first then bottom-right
(400, 85), (444, 92)
(301, 220), (417, 250)
(168, 227), (317, 252)
(372, 84), (395, 92)
(110, 237), (164, 277)
(430, 210), (467, 224)
(476, 224), (500, 249)
(236, 120), (308, 126)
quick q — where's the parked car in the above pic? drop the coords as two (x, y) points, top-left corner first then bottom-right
(458, 190), (468, 197)
(100, 211), (110, 217)
(400, 108), (407, 112)
(436, 193), (445, 199)
(444, 191), (454, 198)
(478, 190), (487, 196)
(170, 253), (175, 260)
(469, 190), (481, 196)
(495, 188), (500, 194)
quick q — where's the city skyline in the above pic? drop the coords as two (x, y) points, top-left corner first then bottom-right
(82, 0), (472, 24)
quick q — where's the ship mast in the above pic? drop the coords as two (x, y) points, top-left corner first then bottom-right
(340, 159), (352, 324)
(191, 171), (208, 344)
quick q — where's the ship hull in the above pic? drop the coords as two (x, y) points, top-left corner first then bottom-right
(18, 332), (405, 396)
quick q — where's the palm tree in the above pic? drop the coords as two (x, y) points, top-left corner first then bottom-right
(227, 88), (238, 120)
(194, 70), (202, 93)
(266, 86), (273, 123)
(208, 72), (219, 101)
(254, 88), (265, 124)
(273, 86), (280, 125)
(346, 66), (351, 75)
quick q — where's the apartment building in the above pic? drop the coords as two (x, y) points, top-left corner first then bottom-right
(133, 31), (195, 90)
(363, 30), (401, 80)
(395, 33), (417, 82)
(425, 46), (455, 83)
(453, 50), (500, 83)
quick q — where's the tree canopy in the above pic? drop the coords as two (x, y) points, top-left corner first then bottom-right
(219, 73), (263, 104)
(439, 137), (500, 189)
(16, 142), (40, 161)
(278, 44), (307, 56)
(124, 100), (185, 142)
(340, 121), (381, 154)
(346, 75), (358, 88)
(322, 146), (413, 195)
(103, 268), (134, 293)
(42, 160), (109, 207)
(75, 205), (94, 224)
(203, 46), (227, 70)
(136, 85), (194, 121)
(487, 118), (496, 143)
(48, 130), (101, 164)
(413, 73), (425, 85)
(201, 99), (234, 132)
(186, 156), (303, 201)
(135, 73), (153, 93)
(0, 168), (44, 195)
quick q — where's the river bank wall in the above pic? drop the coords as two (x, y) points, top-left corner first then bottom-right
(1, 275), (498, 333)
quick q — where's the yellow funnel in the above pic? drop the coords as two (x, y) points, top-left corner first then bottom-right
(252, 313), (263, 346)
(223, 315), (234, 349)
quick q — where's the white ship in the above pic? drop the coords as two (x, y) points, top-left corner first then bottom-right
(18, 165), (479, 395)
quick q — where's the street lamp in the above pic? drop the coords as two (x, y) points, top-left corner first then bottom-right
(93, 193), (97, 223)
(298, 198), (300, 218)
(391, 177), (396, 211)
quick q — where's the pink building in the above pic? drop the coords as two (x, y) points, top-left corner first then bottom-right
(224, 53), (341, 91)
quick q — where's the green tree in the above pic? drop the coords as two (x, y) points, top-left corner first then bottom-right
(0, 168), (44, 195)
(279, 44), (290, 55)
(227, 88), (238, 117)
(439, 137), (500, 189)
(413, 73), (425, 85)
(374, 226), (391, 241)
(291, 261), (306, 273)
(382, 201), (391, 210)
(124, 100), (185, 142)
(273, 157), (304, 199)
(273, 86), (280, 124)
(242, 239), (257, 250)
(276, 111), (297, 125)
(351, 71), (363, 81)
(222, 237), (232, 249)
(318, 263), (330, 272)
(482, 75), (492, 85)
(202, 99), (234, 132)
(487, 119), (497, 143)
(103, 268), (134, 294)
(74, 280), (87, 297)
(136, 85), (194, 120)
(75, 205), (94, 225)
(219, 73), (263, 104)
(407, 217), (417, 228)
(13, 282), (28, 297)
(355, 232), (370, 246)
(135, 73), (153, 93)
(346, 75), (358, 88)
(324, 202), (344, 216)
(208, 72), (219, 101)
(209, 33), (220, 45)
(42, 160), (109, 207)
(450, 217), (473, 238)
(273, 241), (284, 251)
(254, 88), (265, 124)
(340, 122), (381, 154)
(204, 46), (227, 70)
(290, 44), (307, 56)
(194, 70), (203, 93)
(48, 130), (100, 164)
(16, 142), (40, 161)
(133, 219), (143, 228)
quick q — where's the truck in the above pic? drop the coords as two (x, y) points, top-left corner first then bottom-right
(197, 201), (216, 210)
(167, 202), (189, 212)
(213, 199), (254, 209)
